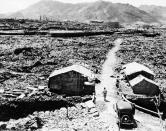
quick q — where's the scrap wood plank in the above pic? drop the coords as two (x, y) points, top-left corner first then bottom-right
(38, 86), (47, 90)
(13, 89), (25, 92)
(17, 93), (26, 99)
(28, 90), (37, 97)
(26, 86), (38, 91)
(5, 91), (22, 95)
(0, 89), (4, 93)
(2, 94), (18, 98)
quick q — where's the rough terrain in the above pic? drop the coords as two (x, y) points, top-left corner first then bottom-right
(0, 20), (166, 130)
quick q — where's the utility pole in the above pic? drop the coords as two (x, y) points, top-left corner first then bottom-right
(153, 95), (165, 131)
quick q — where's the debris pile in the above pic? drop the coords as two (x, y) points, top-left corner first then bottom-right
(0, 102), (107, 131)
(0, 86), (91, 121)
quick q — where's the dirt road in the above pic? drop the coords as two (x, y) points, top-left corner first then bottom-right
(95, 38), (122, 130)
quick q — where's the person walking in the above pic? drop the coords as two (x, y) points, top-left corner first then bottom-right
(103, 87), (107, 101)
(116, 76), (120, 89)
(92, 92), (96, 104)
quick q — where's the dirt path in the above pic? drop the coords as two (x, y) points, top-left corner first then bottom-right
(96, 95), (119, 130)
(95, 38), (122, 130)
(96, 38), (122, 95)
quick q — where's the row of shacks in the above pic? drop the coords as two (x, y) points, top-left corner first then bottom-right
(48, 65), (97, 96)
(47, 62), (160, 96)
(121, 62), (160, 96)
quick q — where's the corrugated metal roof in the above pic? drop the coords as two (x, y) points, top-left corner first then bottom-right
(49, 64), (95, 79)
(129, 75), (158, 87)
(122, 62), (155, 76)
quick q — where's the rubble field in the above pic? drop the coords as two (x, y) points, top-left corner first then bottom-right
(0, 19), (166, 130)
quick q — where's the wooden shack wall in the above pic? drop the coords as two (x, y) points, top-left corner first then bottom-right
(132, 80), (159, 96)
(48, 71), (88, 95)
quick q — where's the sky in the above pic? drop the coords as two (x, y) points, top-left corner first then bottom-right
(0, 0), (166, 14)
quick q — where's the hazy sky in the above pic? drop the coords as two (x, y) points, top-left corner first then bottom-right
(0, 0), (166, 14)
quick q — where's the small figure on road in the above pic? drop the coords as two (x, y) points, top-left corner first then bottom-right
(116, 76), (120, 95)
(103, 87), (107, 101)
(116, 76), (120, 89)
(92, 92), (96, 104)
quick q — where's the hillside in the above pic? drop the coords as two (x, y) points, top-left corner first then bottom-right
(9, 0), (158, 23)
(140, 5), (166, 24)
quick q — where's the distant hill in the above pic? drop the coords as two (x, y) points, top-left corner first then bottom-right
(8, 0), (158, 24)
(140, 5), (166, 24)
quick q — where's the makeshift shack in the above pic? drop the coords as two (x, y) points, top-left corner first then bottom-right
(48, 65), (96, 95)
(122, 62), (155, 81)
(129, 75), (160, 96)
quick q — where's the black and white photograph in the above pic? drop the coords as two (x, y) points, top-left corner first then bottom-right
(0, 0), (166, 130)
